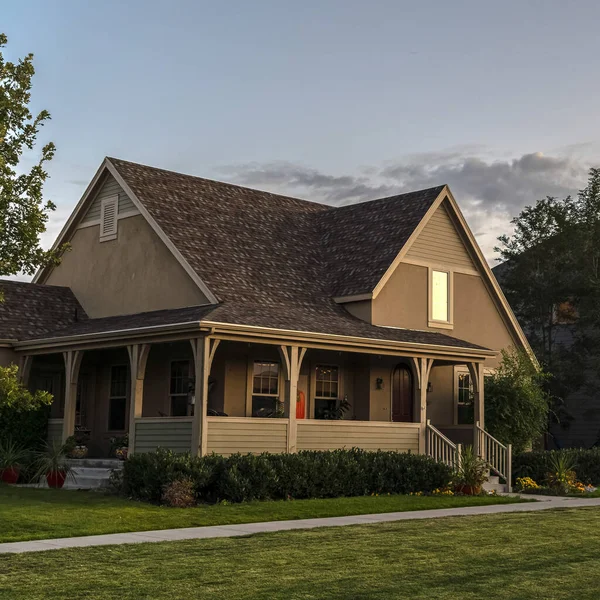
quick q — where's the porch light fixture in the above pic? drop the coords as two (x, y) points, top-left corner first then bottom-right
(376, 377), (384, 390)
(427, 382), (433, 393)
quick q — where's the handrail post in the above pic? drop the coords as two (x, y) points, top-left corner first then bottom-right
(456, 443), (462, 470)
(507, 444), (512, 493)
(474, 421), (480, 458)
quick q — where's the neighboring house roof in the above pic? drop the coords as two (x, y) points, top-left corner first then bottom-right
(18, 301), (488, 351)
(0, 279), (86, 341)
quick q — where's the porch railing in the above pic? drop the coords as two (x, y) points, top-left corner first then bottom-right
(426, 420), (460, 469)
(475, 421), (512, 493)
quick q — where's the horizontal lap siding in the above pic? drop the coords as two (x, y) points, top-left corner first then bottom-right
(134, 420), (192, 453)
(207, 418), (288, 456)
(297, 422), (419, 453)
(80, 174), (138, 224)
(405, 203), (475, 270)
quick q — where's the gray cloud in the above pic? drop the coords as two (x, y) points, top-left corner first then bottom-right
(218, 149), (594, 260)
(219, 161), (397, 203)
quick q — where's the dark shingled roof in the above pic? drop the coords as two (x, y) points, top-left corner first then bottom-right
(0, 280), (86, 340)
(25, 301), (488, 351)
(108, 158), (443, 302)
(11, 159), (488, 353)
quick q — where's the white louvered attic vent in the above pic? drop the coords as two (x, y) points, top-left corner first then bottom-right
(100, 195), (118, 241)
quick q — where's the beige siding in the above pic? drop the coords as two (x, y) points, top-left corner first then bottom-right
(47, 419), (63, 446)
(45, 214), (208, 317)
(405, 201), (476, 270)
(134, 418), (193, 453)
(206, 417), (288, 456)
(297, 420), (420, 452)
(80, 174), (137, 224)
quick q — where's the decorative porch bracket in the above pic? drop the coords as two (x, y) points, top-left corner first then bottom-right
(467, 361), (485, 454)
(62, 350), (84, 443)
(278, 345), (307, 453)
(127, 344), (152, 455)
(190, 337), (221, 457)
(18, 354), (33, 386)
(410, 357), (434, 454)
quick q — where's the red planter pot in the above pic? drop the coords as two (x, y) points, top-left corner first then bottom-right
(454, 484), (482, 496)
(46, 470), (67, 489)
(1, 467), (20, 484)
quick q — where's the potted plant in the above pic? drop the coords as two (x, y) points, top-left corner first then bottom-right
(34, 441), (75, 489)
(64, 435), (88, 459)
(0, 438), (27, 484)
(454, 445), (488, 495)
(109, 434), (129, 460)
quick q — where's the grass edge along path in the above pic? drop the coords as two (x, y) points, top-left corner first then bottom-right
(0, 484), (527, 543)
(1, 507), (600, 599)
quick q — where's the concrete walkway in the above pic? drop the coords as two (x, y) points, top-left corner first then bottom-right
(2, 495), (599, 555)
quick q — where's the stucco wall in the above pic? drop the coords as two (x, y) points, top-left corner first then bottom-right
(0, 347), (17, 367)
(45, 214), (208, 318)
(371, 263), (516, 367)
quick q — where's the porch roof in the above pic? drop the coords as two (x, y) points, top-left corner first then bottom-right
(0, 279), (86, 341)
(15, 300), (493, 355)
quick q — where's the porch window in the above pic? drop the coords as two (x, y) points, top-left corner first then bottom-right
(170, 360), (191, 417)
(108, 365), (128, 431)
(314, 365), (339, 419)
(252, 361), (280, 417)
(431, 270), (450, 323)
(457, 372), (473, 425)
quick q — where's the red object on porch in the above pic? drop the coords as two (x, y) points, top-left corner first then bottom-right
(296, 391), (306, 419)
(1, 467), (20, 484)
(46, 470), (67, 489)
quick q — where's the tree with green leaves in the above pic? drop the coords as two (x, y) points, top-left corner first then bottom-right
(0, 32), (62, 277)
(485, 348), (551, 453)
(496, 169), (600, 445)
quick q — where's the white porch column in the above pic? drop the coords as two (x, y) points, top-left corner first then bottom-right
(127, 344), (151, 455)
(61, 350), (83, 443)
(413, 357), (434, 454)
(279, 345), (307, 453)
(190, 337), (220, 456)
(468, 361), (485, 453)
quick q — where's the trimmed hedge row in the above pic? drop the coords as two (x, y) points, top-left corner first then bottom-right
(513, 448), (600, 485)
(116, 448), (453, 504)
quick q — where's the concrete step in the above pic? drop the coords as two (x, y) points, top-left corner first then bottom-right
(487, 475), (500, 485)
(483, 481), (508, 493)
(66, 458), (123, 469)
(64, 476), (111, 490)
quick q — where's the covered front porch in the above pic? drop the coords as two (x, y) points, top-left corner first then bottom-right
(17, 324), (492, 461)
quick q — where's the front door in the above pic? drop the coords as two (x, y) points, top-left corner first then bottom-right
(392, 365), (413, 422)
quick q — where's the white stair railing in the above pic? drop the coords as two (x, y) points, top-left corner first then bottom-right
(426, 420), (460, 469)
(475, 421), (512, 493)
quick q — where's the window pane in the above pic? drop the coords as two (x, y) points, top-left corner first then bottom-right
(330, 382), (338, 398)
(252, 396), (278, 417)
(253, 362), (279, 395)
(110, 365), (128, 398)
(108, 397), (126, 431)
(432, 271), (449, 322)
(170, 360), (190, 395)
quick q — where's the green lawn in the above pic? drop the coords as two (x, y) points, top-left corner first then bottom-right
(1, 507), (599, 599)
(0, 484), (526, 543)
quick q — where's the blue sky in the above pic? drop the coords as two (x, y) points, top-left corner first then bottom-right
(4, 0), (600, 259)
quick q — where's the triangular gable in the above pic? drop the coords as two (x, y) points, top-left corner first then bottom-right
(33, 158), (218, 305)
(372, 186), (534, 357)
(404, 201), (477, 272)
